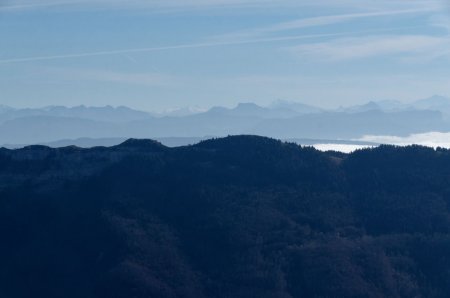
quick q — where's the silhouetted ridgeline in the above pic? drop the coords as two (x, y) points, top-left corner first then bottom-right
(1, 136), (450, 298)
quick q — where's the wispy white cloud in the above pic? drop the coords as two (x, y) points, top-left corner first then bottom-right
(269, 8), (436, 31)
(429, 14), (450, 32)
(0, 0), (349, 11)
(0, 0), (90, 11)
(0, 24), (427, 65)
(0, 30), (404, 65)
(286, 35), (450, 62)
(0, 0), (443, 12)
(211, 7), (439, 42)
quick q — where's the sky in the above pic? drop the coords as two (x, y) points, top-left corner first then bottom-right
(1, 0), (450, 112)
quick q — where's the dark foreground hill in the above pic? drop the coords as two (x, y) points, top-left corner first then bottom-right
(1, 136), (450, 298)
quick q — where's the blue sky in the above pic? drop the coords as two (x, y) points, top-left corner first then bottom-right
(1, 0), (450, 111)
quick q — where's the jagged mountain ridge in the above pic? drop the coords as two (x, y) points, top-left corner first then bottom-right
(1, 96), (450, 145)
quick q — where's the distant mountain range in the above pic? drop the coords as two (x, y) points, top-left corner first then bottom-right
(1, 95), (450, 145)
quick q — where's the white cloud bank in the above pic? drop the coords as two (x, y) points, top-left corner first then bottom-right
(358, 132), (450, 148)
(313, 144), (375, 153)
(314, 131), (450, 153)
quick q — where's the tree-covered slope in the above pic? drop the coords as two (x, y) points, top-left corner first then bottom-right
(1, 136), (450, 298)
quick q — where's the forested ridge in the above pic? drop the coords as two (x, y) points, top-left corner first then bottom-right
(1, 135), (450, 298)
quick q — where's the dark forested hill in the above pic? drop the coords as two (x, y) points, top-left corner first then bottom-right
(1, 136), (450, 298)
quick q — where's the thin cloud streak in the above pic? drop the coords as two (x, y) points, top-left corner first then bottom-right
(287, 35), (450, 62)
(0, 34), (344, 64)
(213, 7), (439, 42)
(271, 8), (437, 31)
(0, 0), (441, 12)
(0, 0), (345, 11)
(0, 0), (89, 10)
(0, 26), (426, 65)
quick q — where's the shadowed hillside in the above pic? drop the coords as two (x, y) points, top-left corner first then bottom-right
(1, 136), (450, 297)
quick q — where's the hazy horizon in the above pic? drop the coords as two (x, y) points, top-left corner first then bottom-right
(1, 94), (449, 113)
(2, 0), (450, 111)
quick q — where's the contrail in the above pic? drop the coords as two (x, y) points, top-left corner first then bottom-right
(0, 26), (426, 65)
